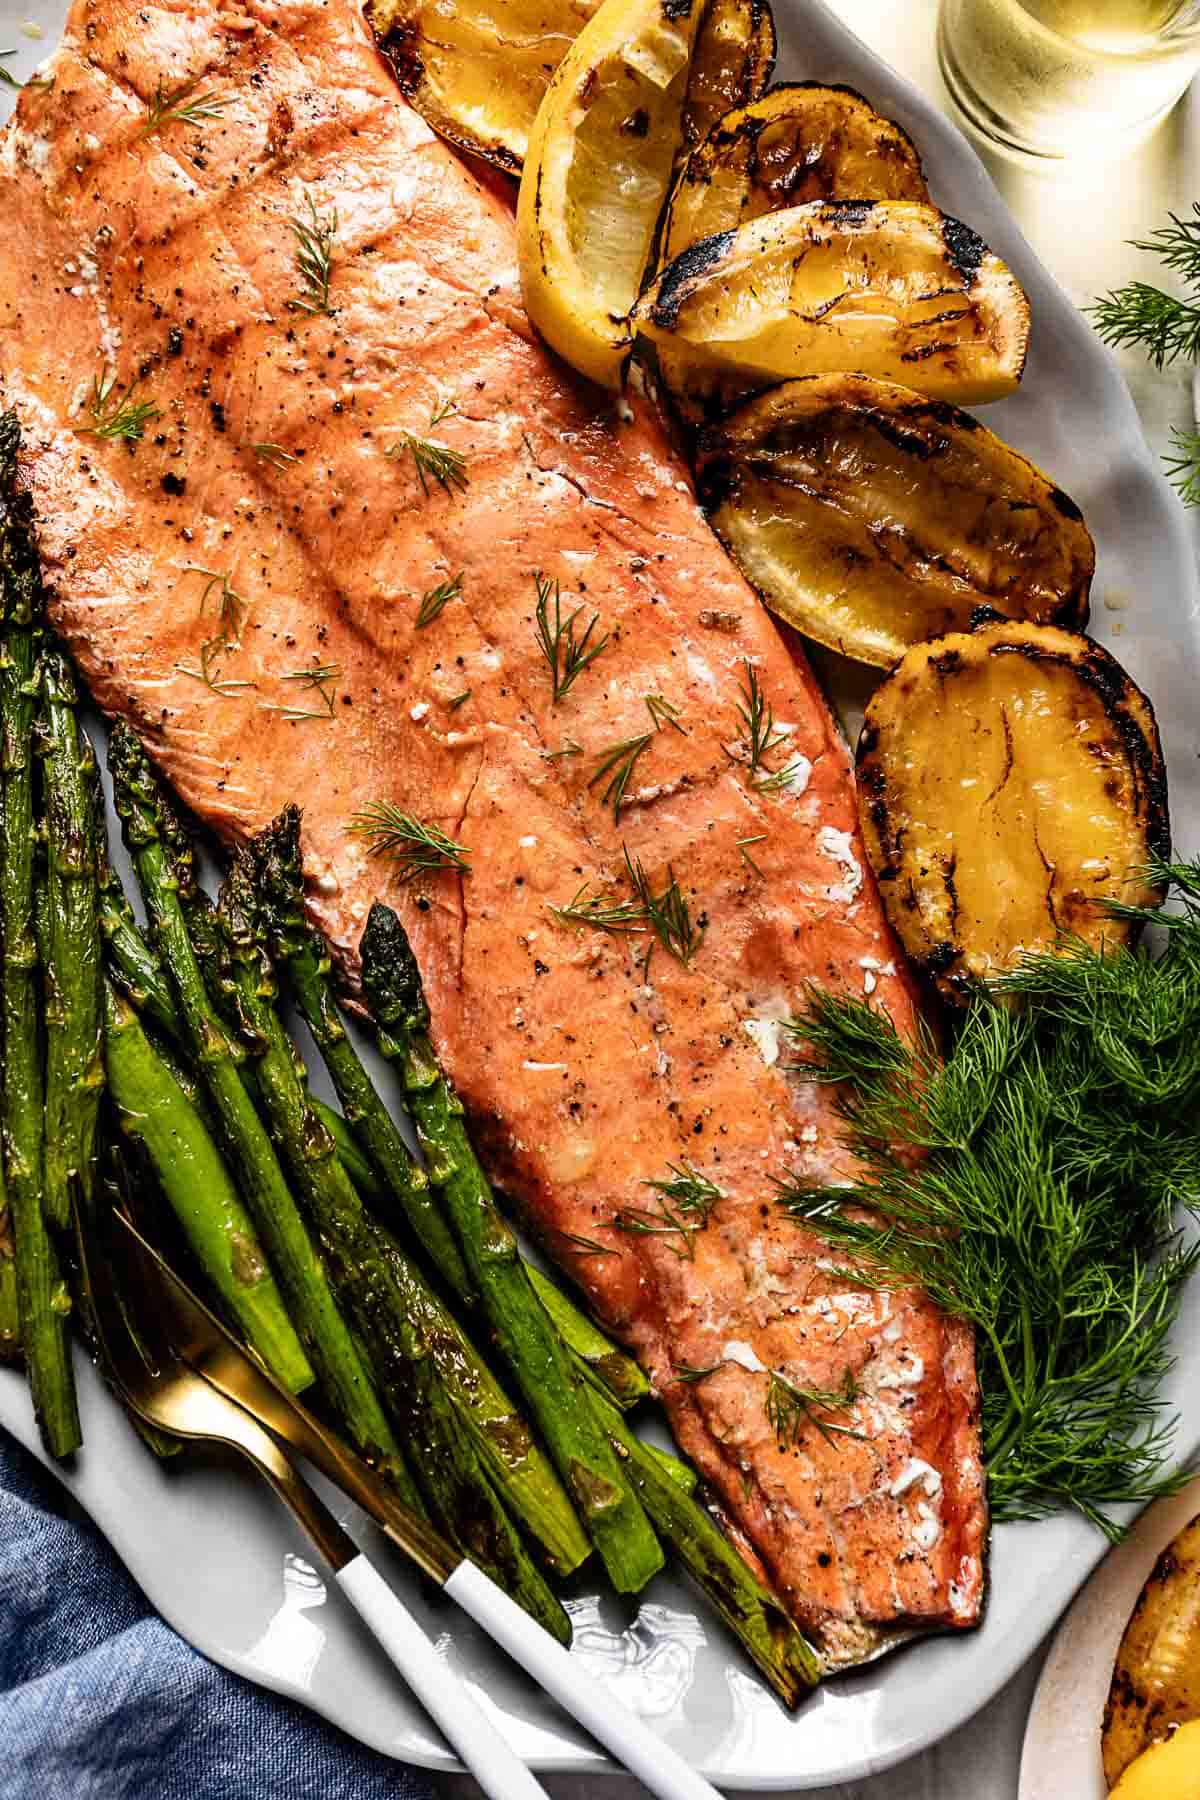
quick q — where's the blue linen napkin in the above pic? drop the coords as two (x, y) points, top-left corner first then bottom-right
(0, 1427), (436, 1800)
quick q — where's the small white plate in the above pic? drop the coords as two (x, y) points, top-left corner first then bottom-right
(1019, 1478), (1200, 1800)
(3, 0), (1200, 1786)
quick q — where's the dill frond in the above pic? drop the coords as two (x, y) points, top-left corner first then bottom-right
(781, 870), (1200, 1534)
(262, 661), (341, 721)
(734, 661), (789, 781)
(141, 75), (230, 135)
(674, 1361), (722, 1384)
(174, 635), (255, 698)
(1090, 282), (1200, 369)
(645, 692), (686, 733)
(287, 191), (337, 317)
(615, 1161), (721, 1260)
(348, 803), (469, 882)
(533, 572), (608, 703)
(1163, 426), (1200, 507)
(77, 366), (160, 443)
(737, 834), (767, 877)
(1132, 204), (1200, 286)
(548, 882), (647, 935)
(552, 1228), (618, 1258)
(766, 1369), (864, 1450)
(246, 441), (299, 471)
(543, 740), (583, 761)
(416, 571), (464, 628)
(588, 732), (652, 821)
(386, 405), (469, 497)
(447, 689), (472, 711)
(0, 51), (20, 89)
(624, 847), (704, 967)
(185, 565), (247, 642)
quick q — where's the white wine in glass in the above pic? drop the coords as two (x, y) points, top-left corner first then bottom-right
(939, 0), (1200, 160)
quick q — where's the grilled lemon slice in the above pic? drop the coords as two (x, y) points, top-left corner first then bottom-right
(695, 375), (1093, 666)
(367, 0), (605, 174)
(663, 83), (929, 266)
(1110, 1722), (1200, 1798)
(517, 0), (709, 388)
(1104, 1514), (1200, 1789)
(677, 0), (776, 160)
(634, 200), (1030, 408)
(857, 618), (1167, 1002)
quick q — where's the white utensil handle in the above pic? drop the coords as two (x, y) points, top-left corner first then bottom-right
(337, 1555), (550, 1800)
(446, 1559), (726, 1800)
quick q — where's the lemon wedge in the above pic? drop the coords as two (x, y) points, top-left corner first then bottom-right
(1110, 1720), (1200, 1798)
(633, 199), (1030, 407)
(517, 0), (708, 389)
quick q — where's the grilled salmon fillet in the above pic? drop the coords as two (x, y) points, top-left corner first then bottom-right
(0, 0), (985, 1661)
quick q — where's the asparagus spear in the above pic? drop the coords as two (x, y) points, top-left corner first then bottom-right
(525, 1264), (650, 1410)
(0, 1214), (18, 1365)
(103, 978), (313, 1393)
(0, 414), (79, 1458)
(249, 808), (470, 1298)
(212, 856), (570, 1631)
(358, 897), (662, 1595)
(596, 1393), (822, 1707)
(40, 650), (104, 1233)
(107, 724), (387, 1464)
(99, 841), (387, 1215)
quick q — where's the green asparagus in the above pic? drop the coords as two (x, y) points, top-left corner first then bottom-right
(212, 854), (570, 1630)
(40, 649), (104, 1233)
(597, 1393), (823, 1706)
(103, 978), (313, 1392)
(250, 807), (470, 1297)
(359, 897), (662, 1595)
(107, 724), (387, 1461)
(525, 1264), (650, 1410)
(0, 413), (79, 1457)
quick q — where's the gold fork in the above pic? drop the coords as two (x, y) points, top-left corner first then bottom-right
(80, 1206), (724, 1800)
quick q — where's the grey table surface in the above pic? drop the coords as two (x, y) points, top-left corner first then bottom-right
(439, 2), (1198, 1796)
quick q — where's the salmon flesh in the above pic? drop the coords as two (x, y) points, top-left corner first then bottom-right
(0, 0), (985, 1664)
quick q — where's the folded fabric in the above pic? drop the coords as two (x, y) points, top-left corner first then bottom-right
(0, 1428), (435, 1800)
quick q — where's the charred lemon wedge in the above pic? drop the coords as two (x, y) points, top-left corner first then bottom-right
(1109, 1722), (1200, 1798)
(677, 0), (776, 160)
(857, 618), (1168, 1002)
(634, 200), (1031, 408)
(1104, 1515), (1200, 1789)
(663, 83), (928, 266)
(366, 0), (605, 174)
(695, 375), (1094, 666)
(517, 0), (710, 387)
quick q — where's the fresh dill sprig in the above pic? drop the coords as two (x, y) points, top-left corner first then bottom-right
(141, 74), (230, 135)
(287, 191), (337, 317)
(186, 565), (247, 642)
(766, 1369), (864, 1450)
(548, 882), (648, 935)
(77, 367), (160, 443)
(246, 441), (299, 471)
(615, 1160), (721, 1260)
(263, 661), (341, 721)
(1090, 282), (1200, 368)
(737, 834), (767, 877)
(416, 571), (464, 628)
(348, 802), (470, 882)
(447, 689), (472, 711)
(646, 692), (686, 734)
(735, 661), (789, 780)
(386, 406), (469, 497)
(624, 847), (704, 967)
(1089, 205), (1200, 502)
(533, 572), (608, 704)
(553, 1227), (618, 1258)
(780, 869), (1200, 1536)
(1164, 426), (1200, 507)
(588, 732), (652, 821)
(674, 1361), (722, 1384)
(544, 740), (583, 762)
(0, 51), (20, 89)
(174, 636), (255, 698)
